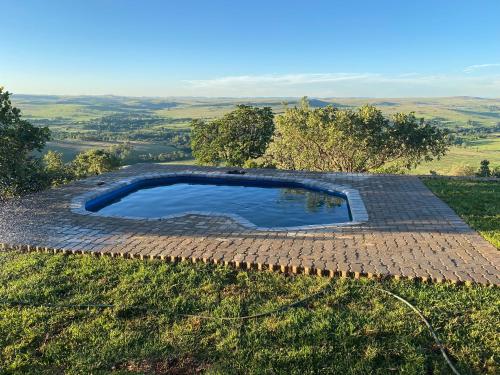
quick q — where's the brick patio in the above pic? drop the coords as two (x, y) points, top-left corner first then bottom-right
(0, 164), (498, 285)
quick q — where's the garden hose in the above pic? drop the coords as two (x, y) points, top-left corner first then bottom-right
(369, 286), (461, 375)
(0, 282), (462, 374)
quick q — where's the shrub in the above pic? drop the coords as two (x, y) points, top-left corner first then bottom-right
(71, 149), (121, 178)
(265, 98), (449, 172)
(492, 165), (500, 178)
(477, 159), (491, 177)
(42, 151), (74, 187)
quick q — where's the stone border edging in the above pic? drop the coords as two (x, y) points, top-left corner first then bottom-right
(0, 243), (490, 287)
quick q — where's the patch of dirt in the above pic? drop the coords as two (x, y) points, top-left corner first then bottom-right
(114, 357), (209, 374)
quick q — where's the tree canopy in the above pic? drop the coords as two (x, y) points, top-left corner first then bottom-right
(0, 87), (50, 198)
(71, 149), (121, 178)
(191, 105), (274, 167)
(265, 99), (450, 172)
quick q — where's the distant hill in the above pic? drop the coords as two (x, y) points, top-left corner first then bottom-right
(13, 94), (499, 129)
(10, 94), (500, 175)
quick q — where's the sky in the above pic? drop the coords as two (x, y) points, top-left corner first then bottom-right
(1, 0), (500, 98)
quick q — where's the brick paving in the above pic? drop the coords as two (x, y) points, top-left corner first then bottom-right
(0, 164), (498, 285)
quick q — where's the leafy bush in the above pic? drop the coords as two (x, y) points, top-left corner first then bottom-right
(265, 98), (450, 172)
(71, 149), (121, 179)
(42, 148), (124, 188)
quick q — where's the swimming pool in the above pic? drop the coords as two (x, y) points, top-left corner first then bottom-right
(85, 175), (352, 228)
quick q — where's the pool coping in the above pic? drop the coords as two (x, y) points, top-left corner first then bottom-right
(70, 171), (369, 231)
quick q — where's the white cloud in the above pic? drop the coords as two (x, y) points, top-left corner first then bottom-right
(184, 73), (472, 89)
(463, 63), (500, 73)
(5, 71), (500, 98)
(180, 72), (500, 97)
(184, 73), (376, 87)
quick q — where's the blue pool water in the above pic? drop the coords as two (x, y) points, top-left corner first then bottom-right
(86, 177), (351, 228)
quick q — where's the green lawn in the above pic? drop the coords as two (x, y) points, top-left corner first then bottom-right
(423, 179), (500, 248)
(0, 179), (498, 374)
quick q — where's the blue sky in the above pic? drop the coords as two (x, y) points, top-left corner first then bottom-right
(1, 0), (500, 97)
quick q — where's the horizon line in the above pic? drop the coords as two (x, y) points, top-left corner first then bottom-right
(10, 92), (500, 100)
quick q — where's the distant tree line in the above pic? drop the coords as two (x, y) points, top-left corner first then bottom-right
(135, 150), (191, 163)
(80, 113), (191, 132)
(81, 113), (166, 131)
(449, 123), (500, 146)
(50, 128), (191, 148)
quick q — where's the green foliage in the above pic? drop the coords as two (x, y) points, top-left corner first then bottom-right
(42, 147), (124, 188)
(493, 165), (500, 178)
(265, 99), (450, 172)
(0, 251), (498, 374)
(108, 142), (133, 161)
(424, 178), (500, 248)
(477, 159), (491, 177)
(42, 151), (73, 187)
(0, 88), (50, 198)
(71, 149), (121, 178)
(191, 105), (274, 167)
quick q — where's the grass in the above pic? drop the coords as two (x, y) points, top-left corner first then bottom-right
(0, 178), (499, 374)
(411, 135), (500, 175)
(0, 252), (498, 374)
(423, 178), (500, 248)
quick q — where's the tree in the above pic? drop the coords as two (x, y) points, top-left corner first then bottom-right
(191, 105), (274, 167)
(108, 142), (133, 161)
(0, 87), (50, 198)
(71, 149), (121, 178)
(43, 150), (73, 187)
(477, 160), (491, 177)
(265, 99), (450, 173)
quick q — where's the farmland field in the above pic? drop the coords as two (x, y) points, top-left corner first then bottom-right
(411, 134), (500, 175)
(12, 94), (500, 173)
